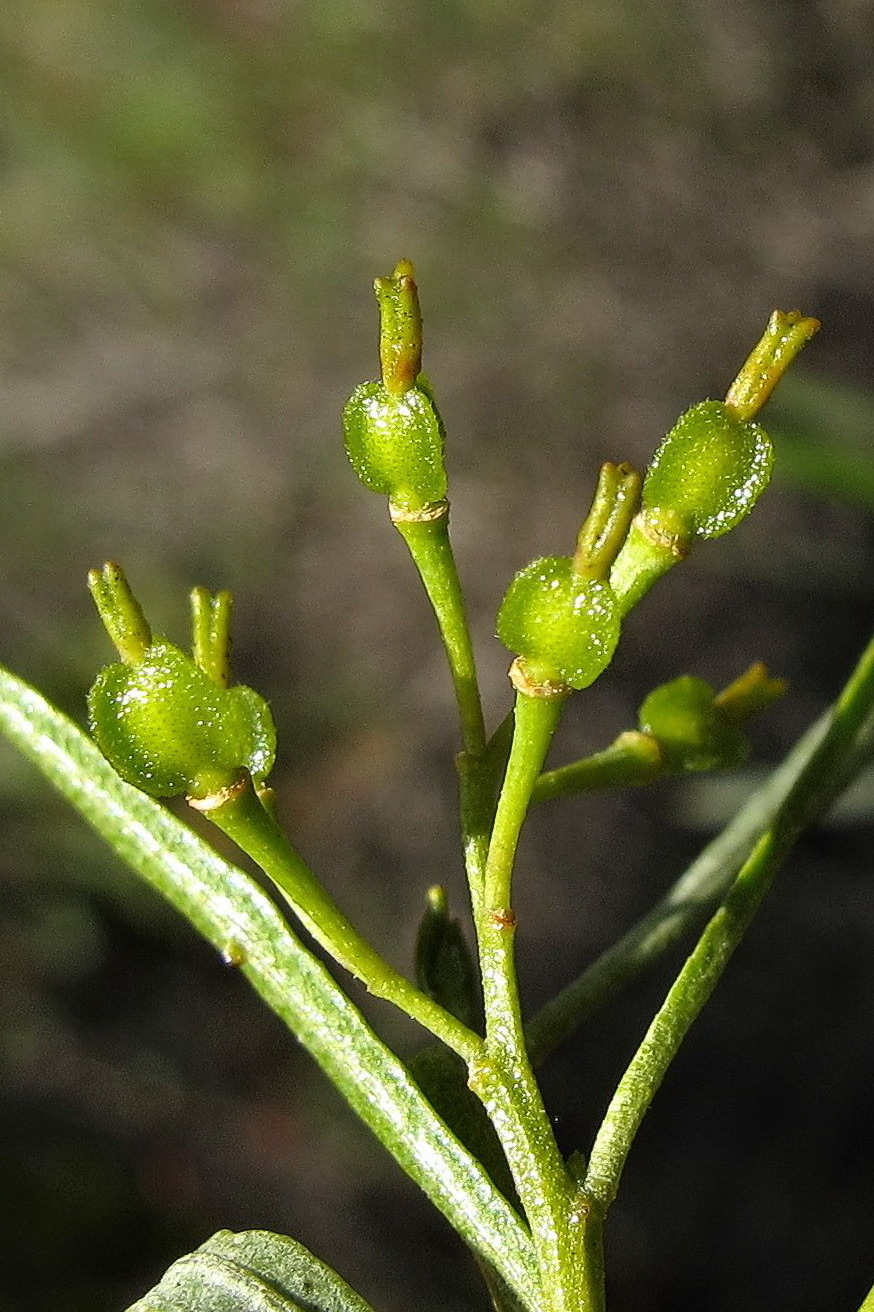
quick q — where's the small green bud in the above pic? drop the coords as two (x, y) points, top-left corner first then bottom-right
(87, 565), (275, 799)
(414, 885), (479, 1030)
(342, 379), (447, 514)
(637, 662), (786, 774)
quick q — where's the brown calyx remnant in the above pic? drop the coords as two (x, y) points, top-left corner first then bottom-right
(488, 907), (517, 929)
(187, 774), (249, 811)
(508, 656), (569, 699)
(388, 498), (449, 523)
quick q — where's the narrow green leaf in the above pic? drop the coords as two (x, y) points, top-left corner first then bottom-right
(127, 1229), (378, 1312)
(0, 666), (539, 1311)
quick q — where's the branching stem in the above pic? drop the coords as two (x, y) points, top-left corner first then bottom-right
(469, 688), (605, 1312)
(201, 777), (484, 1064)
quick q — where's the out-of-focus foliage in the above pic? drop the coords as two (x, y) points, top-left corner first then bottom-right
(771, 374), (874, 512)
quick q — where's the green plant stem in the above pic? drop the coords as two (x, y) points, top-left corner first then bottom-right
(525, 720), (823, 1065)
(393, 506), (486, 757)
(203, 778), (483, 1064)
(457, 711), (514, 921)
(411, 658), (874, 1236)
(525, 645), (874, 1067)
(0, 665), (541, 1308)
(584, 625), (874, 1209)
(470, 689), (604, 1312)
(532, 730), (664, 802)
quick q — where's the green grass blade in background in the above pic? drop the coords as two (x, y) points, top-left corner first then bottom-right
(771, 374), (874, 511)
(0, 666), (540, 1311)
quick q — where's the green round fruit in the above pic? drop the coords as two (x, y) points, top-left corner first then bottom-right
(497, 556), (621, 691)
(88, 639), (276, 798)
(638, 674), (746, 771)
(642, 400), (773, 542)
(342, 380), (447, 513)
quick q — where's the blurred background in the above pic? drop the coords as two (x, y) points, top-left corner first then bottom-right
(1, 2), (874, 1309)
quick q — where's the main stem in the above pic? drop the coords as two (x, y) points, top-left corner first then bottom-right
(471, 688), (604, 1312)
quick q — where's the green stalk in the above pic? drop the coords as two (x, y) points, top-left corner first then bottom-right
(526, 629), (874, 1067)
(584, 825), (784, 1207)
(409, 639), (874, 1263)
(584, 625), (874, 1208)
(525, 713), (824, 1064)
(393, 504), (486, 758)
(200, 777), (483, 1064)
(471, 688), (604, 1312)
(532, 731), (664, 801)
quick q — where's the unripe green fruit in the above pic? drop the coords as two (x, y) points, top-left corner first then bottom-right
(88, 639), (276, 798)
(497, 556), (620, 691)
(639, 674), (746, 771)
(641, 400), (773, 543)
(342, 380), (447, 513)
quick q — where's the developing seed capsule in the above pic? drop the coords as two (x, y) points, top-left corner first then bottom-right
(342, 379), (447, 514)
(343, 261), (449, 515)
(496, 463), (638, 692)
(639, 400), (774, 547)
(87, 565), (275, 799)
(638, 674), (747, 772)
(609, 400), (773, 611)
(497, 557), (621, 692)
(610, 310), (819, 614)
